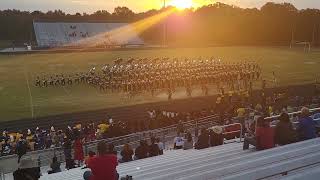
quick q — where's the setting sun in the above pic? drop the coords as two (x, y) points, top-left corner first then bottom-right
(169, 0), (193, 10)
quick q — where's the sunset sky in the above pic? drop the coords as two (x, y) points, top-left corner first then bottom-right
(1, 0), (320, 13)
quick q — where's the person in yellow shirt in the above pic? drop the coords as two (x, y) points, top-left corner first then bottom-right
(237, 107), (246, 118)
(98, 121), (109, 138)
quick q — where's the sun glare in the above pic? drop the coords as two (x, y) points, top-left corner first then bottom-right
(169, 0), (193, 10)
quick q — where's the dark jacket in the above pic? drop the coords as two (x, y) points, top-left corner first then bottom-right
(195, 133), (209, 149)
(13, 167), (41, 180)
(16, 140), (27, 157)
(50, 161), (61, 173)
(135, 145), (149, 159)
(209, 132), (224, 147)
(149, 144), (160, 157)
(121, 149), (134, 162)
(274, 121), (297, 145)
(298, 117), (317, 141)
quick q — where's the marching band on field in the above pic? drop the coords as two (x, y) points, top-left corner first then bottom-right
(35, 57), (262, 99)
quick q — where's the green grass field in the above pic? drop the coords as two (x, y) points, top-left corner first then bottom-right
(0, 46), (319, 122)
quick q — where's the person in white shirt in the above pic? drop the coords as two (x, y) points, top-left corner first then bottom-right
(173, 132), (184, 149)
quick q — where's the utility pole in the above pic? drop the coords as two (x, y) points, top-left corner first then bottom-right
(163, 0), (167, 47)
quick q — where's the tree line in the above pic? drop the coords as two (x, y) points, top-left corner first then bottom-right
(1, 2), (320, 47)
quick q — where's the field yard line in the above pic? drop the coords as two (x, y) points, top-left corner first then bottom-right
(24, 68), (34, 119)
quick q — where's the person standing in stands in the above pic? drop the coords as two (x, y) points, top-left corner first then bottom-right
(63, 137), (74, 170)
(243, 116), (274, 150)
(149, 137), (160, 157)
(274, 113), (297, 146)
(16, 136), (27, 162)
(120, 144), (134, 162)
(297, 107), (317, 141)
(74, 136), (85, 167)
(84, 141), (119, 180)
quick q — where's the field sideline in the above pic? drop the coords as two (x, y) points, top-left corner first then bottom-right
(0, 46), (319, 122)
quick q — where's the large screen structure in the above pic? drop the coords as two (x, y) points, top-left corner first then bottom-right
(33, 21), (144, 48)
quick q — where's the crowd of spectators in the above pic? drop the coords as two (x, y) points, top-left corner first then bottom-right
(2, 90), (320, 160)
(10, 100), (320, 180)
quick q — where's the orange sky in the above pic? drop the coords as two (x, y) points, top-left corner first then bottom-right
(1, 0), (320, 13)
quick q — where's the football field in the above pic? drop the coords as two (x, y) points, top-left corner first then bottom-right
(0, 46), (319, 122)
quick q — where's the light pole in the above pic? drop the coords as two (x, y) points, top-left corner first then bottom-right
(163, 0), (167, 47)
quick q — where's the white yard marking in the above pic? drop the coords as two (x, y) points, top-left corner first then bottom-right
(304, 61), (317, 65)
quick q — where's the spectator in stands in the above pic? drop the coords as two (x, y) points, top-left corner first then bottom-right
(63, 137), (75, 170)
(74, 136), (85, 167)
(274, 113), (297, 146)
(209, 126), (224, 147)
(84, 151), (96, 168)
(98, 121), (109, 139)
(177, 120), (184, 134)
(173, 132), (184, 149)
(149, 137), (160, 157)
(297, 107), (317, 141)
(135, 140), (149, 159)
(108, 143), (117, 155)
(48, 156), (61, 174)
(13, 157), (41, 180)
(183, 132), (193, 150)
(16, 136), (27, 163)
(84, 141), (118, 180)
(195, 128), (209, 149)
(243, 117), (274, 150)
(120, 144), (134, 162)
(1, 139), (12, 156)
(156, 138), (164, 155)
(236, 105), (246, 134)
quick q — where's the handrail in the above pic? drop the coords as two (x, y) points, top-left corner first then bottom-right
(85, 114), (218, 147)
(222, 123), (243, 142)
(265, 107), (320, 120)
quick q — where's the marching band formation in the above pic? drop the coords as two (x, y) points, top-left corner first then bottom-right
(35, 57), (262, 99)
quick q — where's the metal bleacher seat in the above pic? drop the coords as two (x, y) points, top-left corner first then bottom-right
(38, 138), (320, 180)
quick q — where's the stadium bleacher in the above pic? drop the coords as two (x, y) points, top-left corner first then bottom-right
(33, 22), (144, 48)
(33, 138), (320, 180)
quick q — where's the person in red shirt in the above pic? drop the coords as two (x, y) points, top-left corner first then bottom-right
(74, 137), (84, 167)
(83, 141), (119, 180)
(243, 116), (274, 150)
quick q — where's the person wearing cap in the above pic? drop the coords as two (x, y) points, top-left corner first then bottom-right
(13, 157), (41, 180)
(297, 107), (317, 141)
